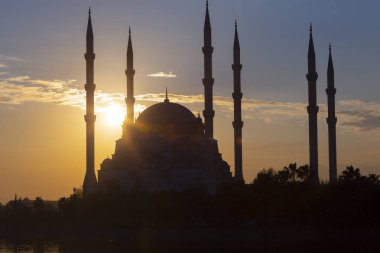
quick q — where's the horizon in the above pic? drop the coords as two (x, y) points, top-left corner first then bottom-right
(1, 0), (380, 203)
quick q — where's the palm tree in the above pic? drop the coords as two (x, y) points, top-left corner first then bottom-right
(296, 165), (310, 182)
(339, 166), (362, 183)
(281, 163), (306, 183)
(366, 174), (380, 185)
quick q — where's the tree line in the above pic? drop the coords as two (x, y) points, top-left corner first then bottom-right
(1, 165), (379, 229)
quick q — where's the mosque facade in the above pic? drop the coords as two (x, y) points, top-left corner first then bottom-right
(82, 2), (244, 195)
(82, 3), (338, 196)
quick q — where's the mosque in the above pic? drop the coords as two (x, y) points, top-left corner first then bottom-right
(82, 2), (338, 196)
(82, 2), (245, 195)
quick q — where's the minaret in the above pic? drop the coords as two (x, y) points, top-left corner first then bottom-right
(326, 44), (337, 183)
(123, 27), (135, 137)
(232, 21), (244, 183)
(202, 0), (215, 139)
(83, 8), (98, 195)
(306, 24), (319, 183)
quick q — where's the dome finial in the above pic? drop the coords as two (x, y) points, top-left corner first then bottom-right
(164, 86), (169, 103)
(89, 6), (91, 15)
(310, 23), (313, 32)
(206, 0), (209, 8)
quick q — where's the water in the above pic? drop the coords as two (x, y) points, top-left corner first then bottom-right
(0, 240), (250, 253)
(1, 228), (379, 252)
(1, 239), (252, 253)
(0, 241), (59, 253)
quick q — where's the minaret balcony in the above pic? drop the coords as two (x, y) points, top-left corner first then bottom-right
(326, 88), (336, 95)
(232, 92), (243, 100)
(203, 110), (215, 118)
(85, 84), (96, 92)
(202, 77), (214, 86)
(307, 105), (319, 114)
(125, 97), (135, 104)
(233, 121), (244, 128)
(326, 117), (337, 125)
(306, 72), (318, 81)
(84, 114), (96, 123)
(232, 64), (242, 71)
(125, 69), (135, 76)
(202, 46), (214, 54)
(84, 53), (95, 61)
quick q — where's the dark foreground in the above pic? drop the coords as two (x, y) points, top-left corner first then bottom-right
(1, 166), (380, 252)
(1, 227), (380, 253)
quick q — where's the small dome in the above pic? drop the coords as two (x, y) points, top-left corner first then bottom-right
(101, 158), (113, 170)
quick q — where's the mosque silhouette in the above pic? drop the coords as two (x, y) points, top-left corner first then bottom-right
(82, 1), (337, 196)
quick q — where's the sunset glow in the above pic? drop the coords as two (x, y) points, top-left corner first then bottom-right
(0, 0), (379, 203)
(1, 1), (380, 250)
(101, 103), (125, 128)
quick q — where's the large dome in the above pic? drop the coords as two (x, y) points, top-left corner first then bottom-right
(136, 101), (197, 125)
(135, 101), (201, 137)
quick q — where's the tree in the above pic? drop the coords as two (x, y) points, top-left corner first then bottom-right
(366, 174), (380, 186)
(339, 166), (362, 183)
(58, 197), (68, 210)
(254, 163), (309, 186)
(33, 196), (45, 212)
(253, 169), (278, 187)
(288, 163), (297, 182)
(276, 168), (290, 184)
(276, 163), (310, 183)
(296, 165), (310, 182)
(72, 187), (83, 198)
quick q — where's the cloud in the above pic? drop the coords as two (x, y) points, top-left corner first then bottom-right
(337, 100), (380, 131)
(147, 71), (177, 78)
(0, 75), (138, 115)
(0, 54), (24, 62)
(341, 116), (380, 131)
(6, 76), (30, 82)
(137, 94), (380, 131)
(0, 54), (24, 70)
(1, 75), (89, 108)
(1, 75), (379, 131)
(136, 93), (306, 121)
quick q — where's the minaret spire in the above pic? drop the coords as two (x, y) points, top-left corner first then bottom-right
(83, 8), (98, 196)
(308, 23), (316, 74)
(86, 8), (93, 52)
(123, 26), (136, 136)
(326, 43), (337, 183)
(306, 24), (319, 183)
(232, 21), (244, 183)
(202, 0), (215, 139)
(164, 86), (169, 103)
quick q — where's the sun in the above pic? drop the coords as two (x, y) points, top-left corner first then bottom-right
(102, 103), (125, 128)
